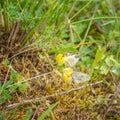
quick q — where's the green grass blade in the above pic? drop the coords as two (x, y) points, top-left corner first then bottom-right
(22, 0), (57, 45)
(22, 0), (29, 12)
(29, 1), (36, 14)
(90, 47), (105, 76)
(106, 0), (120, 31)
(72, 16), (120, 25)
(37, 101), (59, 120)
(70, 0), (93, 20)
(35, 0), (44, 11)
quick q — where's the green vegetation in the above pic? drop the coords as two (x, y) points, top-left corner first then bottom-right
(0, 0), (120, 119)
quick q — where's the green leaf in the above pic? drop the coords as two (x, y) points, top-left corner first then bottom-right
(111, 66), (120, 76)
(57, 64), (64, 71)
(0, 111), (5, 120)
(37, 101), (59, 120)
(100, 64), (109, 75)
(0, 96), (5, 104)
(90, 47), (105, 76)
(10, 70), (19, 81)
(97, 96), (105, 104)
(16, 75), (23, 81)
(74, 23), (86, 34)
(2, 60), (10, 66)
(18, 83), (28, 93)
(105, 55), (114, 67)
(3, 90), (12, 99)
(22, 108), (32, 120)
(4, 80), (13, 89)
(9, 85), (18, 93)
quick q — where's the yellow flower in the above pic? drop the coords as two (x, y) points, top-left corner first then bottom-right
(63, 68), (73, 82)
(63, 74), (69, 82)
(55, 54), (65, 64)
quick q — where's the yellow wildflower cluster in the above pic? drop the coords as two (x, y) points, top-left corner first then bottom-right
(55, 54), (73, 82)
(63, 68), (73, 82)
(55, 54), (65, 65)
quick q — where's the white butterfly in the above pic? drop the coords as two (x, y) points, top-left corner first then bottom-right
(71, 71), (91, 83)
(64, 54), (91, 83)
(65, 54), (79, 68)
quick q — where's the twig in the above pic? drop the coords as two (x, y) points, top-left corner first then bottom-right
(8, 47), (40, 59)
(6, 71), (53, 88)
(5, 81), (103, 110)
(7, 21), (21, 47)
(31, 108), (38, 120)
